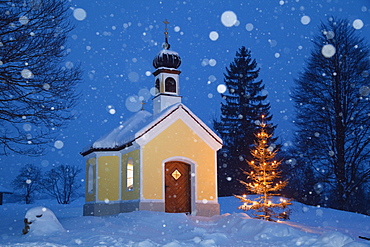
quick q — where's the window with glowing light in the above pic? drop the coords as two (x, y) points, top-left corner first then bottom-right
(127, 158), (134, 191)
(87, 164), (93, 194)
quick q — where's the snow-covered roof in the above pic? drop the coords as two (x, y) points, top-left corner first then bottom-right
(81, 103), (222, 156)
(157, 49), (179, 56)
(81, 110), (152, 155)
(153, 48), (181, 69)
(0, 185), (12, 193)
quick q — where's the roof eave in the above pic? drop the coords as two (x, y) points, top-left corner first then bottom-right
(80, 141), (134, 157)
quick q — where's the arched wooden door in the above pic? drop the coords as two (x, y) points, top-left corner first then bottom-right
(165, 161), (191, 214)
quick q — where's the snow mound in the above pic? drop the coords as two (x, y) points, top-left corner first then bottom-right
(23, 206), (65, 236)
(1, 198), (369, 246)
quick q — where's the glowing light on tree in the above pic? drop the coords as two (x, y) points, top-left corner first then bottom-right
(235, 115), (292, 221)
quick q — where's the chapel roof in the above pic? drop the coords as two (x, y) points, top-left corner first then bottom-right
(0, 185), (12, 194)
(81, 103), (222, 156)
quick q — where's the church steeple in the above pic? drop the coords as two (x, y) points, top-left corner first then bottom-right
(152, 20), (182, 115)
(163, 19), (170, 50)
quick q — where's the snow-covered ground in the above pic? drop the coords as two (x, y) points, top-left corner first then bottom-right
(0, 197), (369, 246)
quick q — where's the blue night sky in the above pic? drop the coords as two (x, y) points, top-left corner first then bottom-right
(1, 0), (369, 188)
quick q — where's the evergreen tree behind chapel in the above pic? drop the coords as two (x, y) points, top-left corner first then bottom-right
(214, 46), (276, 196)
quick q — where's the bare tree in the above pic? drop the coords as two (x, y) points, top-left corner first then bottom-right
(0, 0), (82, 156)
(291, 17), (370, 213)
(11, 164), (43, 204)
(42, 164), (82, 204)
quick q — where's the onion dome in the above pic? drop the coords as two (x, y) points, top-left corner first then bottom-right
(153, 47), (181, 69)
(152, 19), (181, 69)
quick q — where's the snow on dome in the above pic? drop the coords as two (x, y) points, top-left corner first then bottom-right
(88, 110), (152, 150)
(23, 207), (65, 236)
(153, 49), (181, 69)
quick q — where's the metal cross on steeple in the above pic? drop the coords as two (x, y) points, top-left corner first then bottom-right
(162, 19), (170, 49)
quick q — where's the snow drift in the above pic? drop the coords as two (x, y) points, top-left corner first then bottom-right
(0, 197), (369, 246)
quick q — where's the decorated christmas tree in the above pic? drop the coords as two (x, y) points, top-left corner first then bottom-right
(235, 115), (291, 221)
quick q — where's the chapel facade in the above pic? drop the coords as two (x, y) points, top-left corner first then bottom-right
(81, 21), (222, 217)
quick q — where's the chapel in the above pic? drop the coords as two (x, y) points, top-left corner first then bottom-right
(81, 21), (222, 217)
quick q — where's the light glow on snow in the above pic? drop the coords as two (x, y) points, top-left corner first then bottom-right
(221, 11), (237, 27)
(73, 8), (87, 21)
(1, 197), (369, 245)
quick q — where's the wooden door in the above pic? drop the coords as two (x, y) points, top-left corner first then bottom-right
(165, 161), (191, 214)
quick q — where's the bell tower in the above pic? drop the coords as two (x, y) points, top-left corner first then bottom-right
(152, 20), (182, 115)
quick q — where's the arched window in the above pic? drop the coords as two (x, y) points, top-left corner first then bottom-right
(87, 164), (94, 194)
(155, 78), (160, 94)
(165, 77), (176, 93)
(127, 158), (134, 191)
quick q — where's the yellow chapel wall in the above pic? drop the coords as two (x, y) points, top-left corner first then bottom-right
(85, 157), (96, 202)
(97, 155), (120, 202)
(121, 149), (140, 200)
(141, 119), (217, 202)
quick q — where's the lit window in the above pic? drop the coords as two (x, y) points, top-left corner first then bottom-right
(165, 77), (176, 93)
(127, 158), (134, 191)
(88, 164), (93, 194)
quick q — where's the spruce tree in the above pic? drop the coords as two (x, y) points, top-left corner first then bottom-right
(214, 46), (274, 196)
(235, 116), (291, 221)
